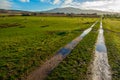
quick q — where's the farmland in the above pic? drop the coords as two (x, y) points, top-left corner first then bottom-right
(0, 16), (120, 80)
(0, 16), (98, 79)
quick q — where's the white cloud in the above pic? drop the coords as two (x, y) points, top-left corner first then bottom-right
(62, 0), (120, 12)
(40, 0), (120, 12)
(0, 0), (12, 9)
(53, 0), (73, 5)
(40, 0), (61, 4)
(20, 0), (30, 3)
(40, 0), (46, 2)
(41, 0), (74, 5)
(53, 0), (61, 4)
(64, 0), (73, 4)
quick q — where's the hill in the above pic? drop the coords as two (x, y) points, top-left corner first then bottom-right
(42, 7), (115, 14)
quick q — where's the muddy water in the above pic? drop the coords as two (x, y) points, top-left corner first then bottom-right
(27, 21), (98, 80)
(92, 21), (111, 80)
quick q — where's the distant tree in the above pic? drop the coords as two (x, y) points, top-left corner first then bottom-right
(22, 13), (30, 16)
(32, 13), (37, 16)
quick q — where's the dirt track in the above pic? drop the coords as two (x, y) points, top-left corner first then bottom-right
(91, 20), (111, 80)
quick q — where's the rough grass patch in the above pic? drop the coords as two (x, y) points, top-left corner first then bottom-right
(0, 23), (21, 28)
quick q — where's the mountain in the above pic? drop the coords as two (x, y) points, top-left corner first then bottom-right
(0, 7), (118, 16)
(42, 7), (115, 14)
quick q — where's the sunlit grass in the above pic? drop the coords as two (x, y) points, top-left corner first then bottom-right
(46, 23), (99, 80)
(0, 16), (98, 79)
(103, 18), (120, 80)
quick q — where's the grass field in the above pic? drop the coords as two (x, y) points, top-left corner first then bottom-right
(46, 21), (99, 80)
(0, 16), (98, 79)
(103, 18), (120, 80)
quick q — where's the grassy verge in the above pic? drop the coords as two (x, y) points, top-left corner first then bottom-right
(46, 25), (99, 80)
(103, 18), (120, 80)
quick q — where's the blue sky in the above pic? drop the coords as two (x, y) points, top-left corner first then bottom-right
(0, 0), (120, 12)
(11, 0), (60, 11)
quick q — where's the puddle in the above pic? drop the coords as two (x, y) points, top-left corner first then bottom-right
(57, 48), (71, 56)
(80, 27), (92, 38)
(92, 20), (111, 80)
(58, 21), (98, 57)
(96, 44), (107, 53)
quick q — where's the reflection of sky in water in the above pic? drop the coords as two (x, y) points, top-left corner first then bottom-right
(58, 27), (93, 57)
(92, 21), (111, 80)
(96, 44), (107, 53)
(57, 48), (71, 56)
(58, 22), (97, 57)
(80, 28), (92, 38)
(96, 22), (107, 53)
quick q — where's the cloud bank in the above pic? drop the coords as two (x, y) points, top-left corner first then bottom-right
(41, 0), (120, 12)
(62, 0), (120, 12)
(0, 0), (12, 9)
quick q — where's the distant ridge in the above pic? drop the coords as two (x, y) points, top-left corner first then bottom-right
(0, 7), (119, 15)
(42, 7), (116, 14)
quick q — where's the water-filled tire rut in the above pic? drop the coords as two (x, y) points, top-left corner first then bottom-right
(91, 19), (111, 80)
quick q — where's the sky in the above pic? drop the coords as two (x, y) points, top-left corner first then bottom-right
(0, 0), (120, 12)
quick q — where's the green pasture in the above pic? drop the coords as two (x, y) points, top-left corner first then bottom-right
(46, 22), (99, 80)
(0, 16), (97, 79)
(103, 18), (120, 80)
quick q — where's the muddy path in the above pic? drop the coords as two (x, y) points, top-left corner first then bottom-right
(26, 21), (98, 80)
(91, 20), (111, 80)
